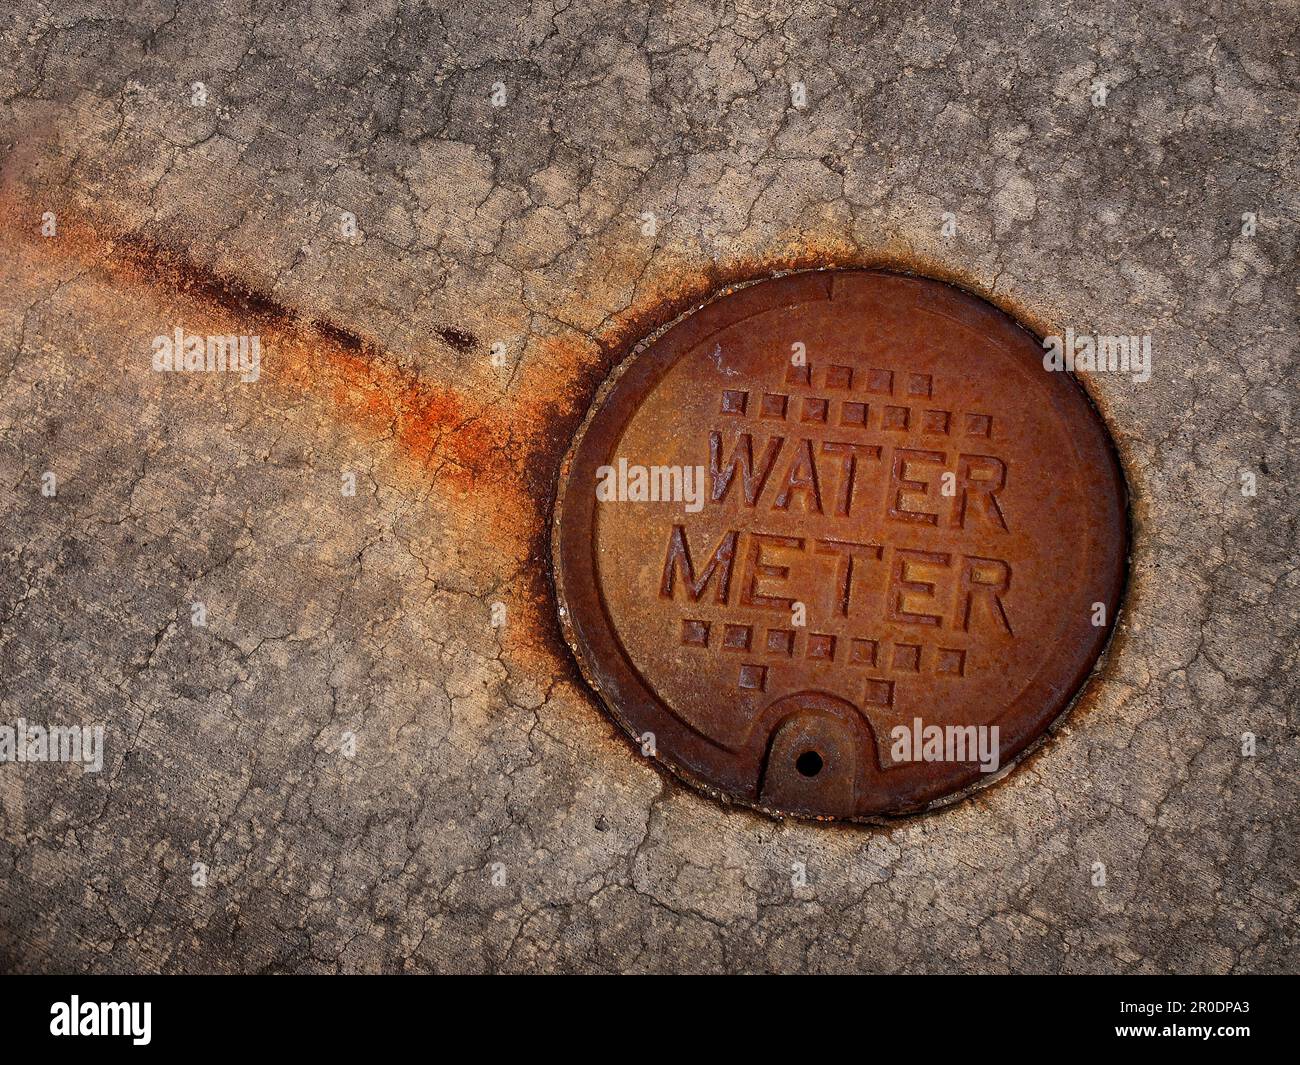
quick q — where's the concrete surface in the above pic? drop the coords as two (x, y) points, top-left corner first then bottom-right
(0, 1), (1296, 973)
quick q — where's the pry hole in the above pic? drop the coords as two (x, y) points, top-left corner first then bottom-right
(796, 750), (823, 777)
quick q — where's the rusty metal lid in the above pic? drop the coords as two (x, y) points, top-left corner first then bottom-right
(553, 270), (1127, 820)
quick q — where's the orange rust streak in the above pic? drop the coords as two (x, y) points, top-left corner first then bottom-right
(0, 195), (511, 496)
(1, 189), (563, 674)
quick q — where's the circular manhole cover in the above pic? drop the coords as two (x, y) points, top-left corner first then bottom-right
(553, 270), (1127, 820)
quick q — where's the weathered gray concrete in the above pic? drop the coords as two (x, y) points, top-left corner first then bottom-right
(0, 1), (1295, 973)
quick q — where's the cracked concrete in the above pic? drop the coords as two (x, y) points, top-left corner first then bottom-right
(0, 1), (1296, 973)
